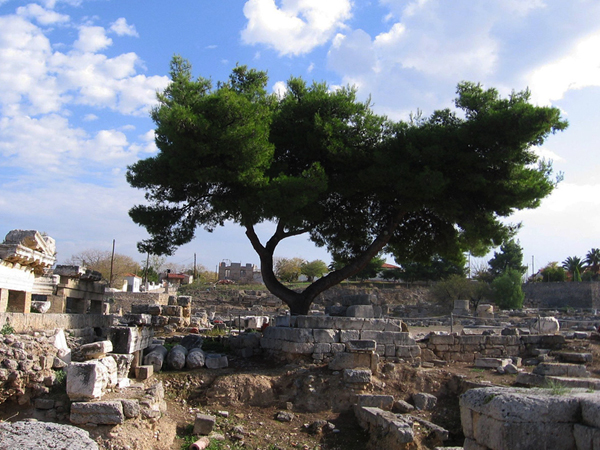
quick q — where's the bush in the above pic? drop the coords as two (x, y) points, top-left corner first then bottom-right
(491, 269), (524, 309)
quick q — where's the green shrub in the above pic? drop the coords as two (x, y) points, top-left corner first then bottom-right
(491, 268), (524, 309)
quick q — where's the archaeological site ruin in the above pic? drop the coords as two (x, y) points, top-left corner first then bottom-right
(1, 229), (600, 449)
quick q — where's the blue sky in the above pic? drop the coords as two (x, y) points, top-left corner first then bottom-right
(1, 0), (600, 275)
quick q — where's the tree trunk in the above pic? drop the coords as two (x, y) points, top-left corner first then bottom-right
(245, 213), (403, 315)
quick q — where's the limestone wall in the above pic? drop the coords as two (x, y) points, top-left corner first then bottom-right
(461, 386), (600, 449)
(523, 282), (600, 310)
(261, 316), (420, 362)
(423, 333), (565, 363)
(106, 292), (170, 314)
(0, 312), (115, 333)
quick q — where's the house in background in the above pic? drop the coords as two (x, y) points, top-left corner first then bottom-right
(124, 273), (142, 293)
(218, 261), (262, 284)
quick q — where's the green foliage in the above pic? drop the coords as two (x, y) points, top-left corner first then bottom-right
(177, 424), (195, 450)
(431, 275), (491, 310)
(127, 58), (567, 315)
(0, 323), (15, 335)
(491, 269), (524, 309)
(300, 259), (329, 282)
(584, 248), (600, 280)
(544, 378), (571, 395)
(562, 256), (584, 282)
(488, 239), (527, 279)
(274, 257), (304, 283)
(381, 268), (403, 281)
(540, 262), (567, 282)
(399, 253), (466, 282)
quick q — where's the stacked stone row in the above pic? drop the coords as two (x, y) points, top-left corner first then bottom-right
(129, 295), (192, 328)
(425, 333), (566, 363)
(261, 316), (420, 361)
(0, 331), (65, 405)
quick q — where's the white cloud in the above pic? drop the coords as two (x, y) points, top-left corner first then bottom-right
(83, 113), (98, 121)
(242, 0), (352, 56)
(272, 80), (287, 98)
(16, 3), (70, 25)
(73, 25), (112, 52)
(109, 18), (138, 37)
(527, 31), (600, 105)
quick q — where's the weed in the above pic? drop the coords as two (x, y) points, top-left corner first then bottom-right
(1, 323), (15, 335)
(544, 378), (571, 395)
(204, 328), (227, 338)
(484, 394), (497, 404)
(177, 424), (195, 450)
(471, 368), (485, 373)
(53, 369), (67, 393)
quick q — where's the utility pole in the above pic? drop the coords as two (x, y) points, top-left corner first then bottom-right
(144, 252), (150, 291)
(194, 253), (197, 279)
(109, 239), (115, 288)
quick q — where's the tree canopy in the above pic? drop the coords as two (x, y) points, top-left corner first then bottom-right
(488, 239), (527, 279)
(127, 56), (567, 315)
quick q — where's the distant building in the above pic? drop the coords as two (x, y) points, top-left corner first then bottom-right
(218, 262), (261, 284)
(123, 273), (142, 293)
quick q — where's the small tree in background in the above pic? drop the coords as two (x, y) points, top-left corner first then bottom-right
(562, 256), (584, 282)
(488, 239), (527, 279)
(431, 274), (491, 311)
(300, 260), (328, 282)
(274, 257), (304, 283)
(539, 262), (567, 282)
(65, 249), (140, 288)
(400, 254), (466, 282)
(491, 268), (524, 310)
(584, 248), (600, 281)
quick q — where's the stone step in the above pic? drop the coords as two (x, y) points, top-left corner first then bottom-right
(516, 372), (600, 390)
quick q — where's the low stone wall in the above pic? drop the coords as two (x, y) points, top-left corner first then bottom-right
(106, 292), (170, 314)
(423, 333), (565, 363)
(523, 281), (600, 310)
(261, 316), (419, 362)
(0, 312), (115, 333)
(460, 386), (600, 449)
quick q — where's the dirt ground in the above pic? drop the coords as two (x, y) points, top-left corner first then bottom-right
(2, 328), (600, 450)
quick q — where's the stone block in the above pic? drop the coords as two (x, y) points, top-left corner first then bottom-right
(356, 394), (394, 410)
(413, 392), (437, 410)
(205, 355), (228, 369)
(120, 399), (140, 418)
(333, 317), (364, 330)
(135, 365), (154, 380)
(429, 333), (456, 345)
(67, 361), (109, 401)
(328, 352), (376, 371)
(313, 328), (339, 343)
(70, 401), (125, 425)
(280, 327), (314, 343)
(313, 343), (331, 354)
(151, 315), (169, 326)
(274, 315), (291, 327)
(533, 362), (590, 378)
(177, 295), (192, 306)
(194, 413), (216, 435)
(346, 305), (374, 318)
(35, 398), (55, 410)
(343, 368), (372, 383)
(148, 304), (162, 315)
(340, 330), (361, 342)
(281, 341), (315, 354)
(346, 340), (376, 353)
(163, 305), (182, 317)
(131, 304), (149, 314)
(475, 358), (512, 369)
(331, 343), (345, 353)
(123, 314), (152, 326)
(396, 345), (421, 358)
(581, 394), (600, 428)
(557, 352), (593, 364)
(80, 340), (113, 360)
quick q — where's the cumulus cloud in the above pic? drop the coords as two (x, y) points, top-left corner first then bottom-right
(527, 31), (600, 105)
(16, 3), (70, 25)
(73, 25), (113, 52)
(109, 17), (138, 37)
(241, 0), (352, 56)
